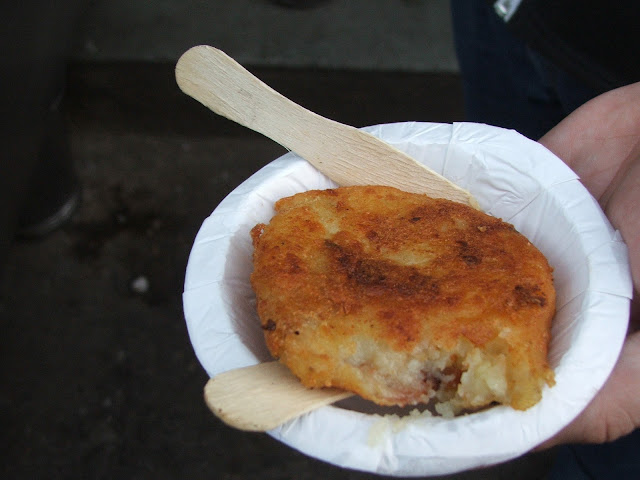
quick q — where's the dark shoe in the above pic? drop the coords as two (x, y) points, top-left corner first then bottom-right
(16, 95), (80, 239)
(17, 190), (80, 239)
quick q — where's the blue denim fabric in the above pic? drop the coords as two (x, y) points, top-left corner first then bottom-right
(450, 0), (597, 140)
(548, 429), (640, 480)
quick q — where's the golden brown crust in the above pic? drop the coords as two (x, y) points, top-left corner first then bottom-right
(250, 186), (555, 412)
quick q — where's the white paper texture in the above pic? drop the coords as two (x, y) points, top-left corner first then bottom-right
(183, 122), (632, 476)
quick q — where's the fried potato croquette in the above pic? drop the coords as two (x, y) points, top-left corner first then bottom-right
(250, 186), (555, 415)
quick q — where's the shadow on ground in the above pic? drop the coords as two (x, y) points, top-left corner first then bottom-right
(1, 63), (555, 479)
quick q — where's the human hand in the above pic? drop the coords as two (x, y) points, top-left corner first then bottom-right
(538, 81), (640, 447)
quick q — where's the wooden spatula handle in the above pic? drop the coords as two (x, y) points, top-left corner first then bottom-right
(175, 45), (478, 207)
(204, 361), (353, 432)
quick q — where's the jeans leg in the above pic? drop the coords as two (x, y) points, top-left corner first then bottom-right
(450, 0), (585, 140)
(526, 47), (600, 116)
(547, 429), (640, 480)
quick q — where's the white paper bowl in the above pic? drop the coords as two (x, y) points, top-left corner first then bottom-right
(183, 122), (632, 477)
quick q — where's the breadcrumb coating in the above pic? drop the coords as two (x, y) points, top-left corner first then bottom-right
(250, 186), (555, 413)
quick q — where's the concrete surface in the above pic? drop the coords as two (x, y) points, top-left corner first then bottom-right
(2, 2), (557, 478)
(0, 61), (557, 479)
(73, 0), (459, 71)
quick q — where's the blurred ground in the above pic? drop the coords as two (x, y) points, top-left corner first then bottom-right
(1, 1), (558, 478)
(1, 62), (556, 479)
(72, 0), (459, 71)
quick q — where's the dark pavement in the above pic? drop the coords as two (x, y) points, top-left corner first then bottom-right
(1, 62), (555, 479)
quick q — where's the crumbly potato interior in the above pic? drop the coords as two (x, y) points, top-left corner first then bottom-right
(279, 328), (552, 415)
